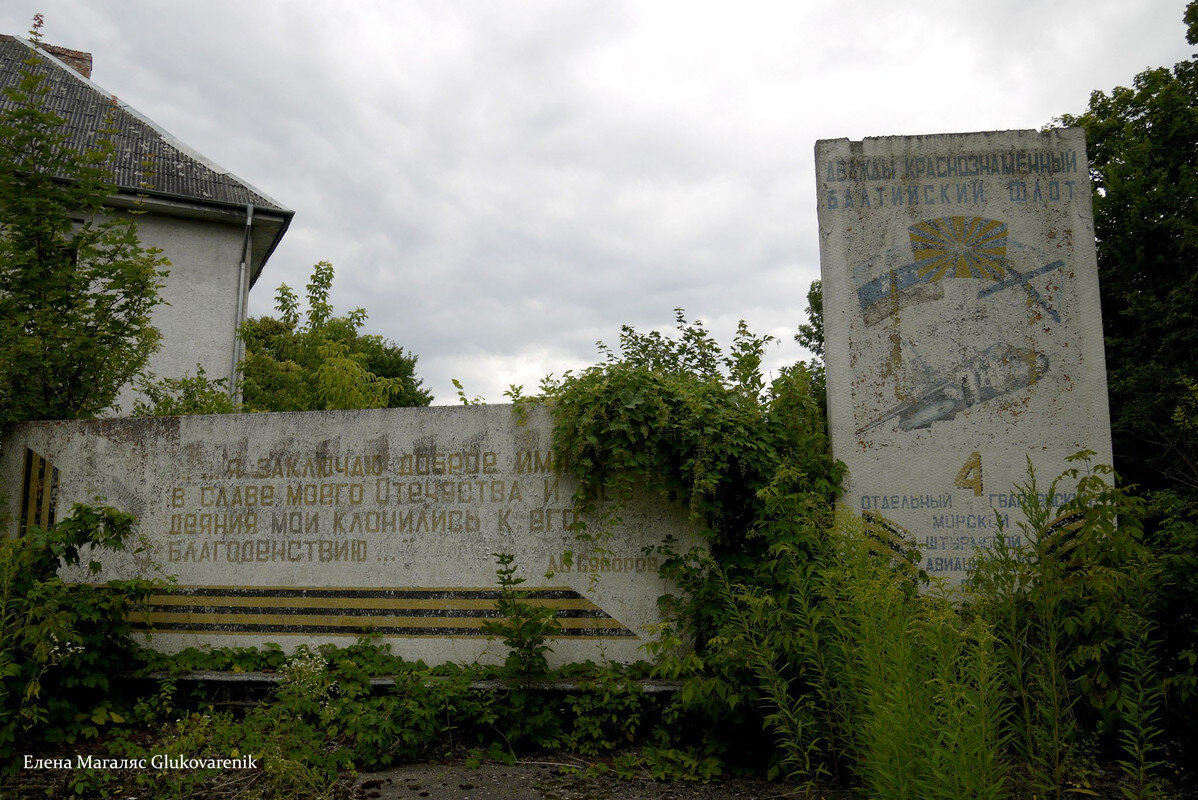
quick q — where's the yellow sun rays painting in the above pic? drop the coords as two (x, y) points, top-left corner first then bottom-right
(909, 216), (1008, 282)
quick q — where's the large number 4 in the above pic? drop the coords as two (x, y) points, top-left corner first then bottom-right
(955, 451), (983, 496)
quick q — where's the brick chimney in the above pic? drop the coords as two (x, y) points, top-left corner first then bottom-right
(39, 42), (92, 79)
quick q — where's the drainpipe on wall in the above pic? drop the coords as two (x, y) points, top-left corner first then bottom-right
(230, 203), (254, 403)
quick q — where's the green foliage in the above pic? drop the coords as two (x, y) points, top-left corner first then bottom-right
(795, 279), (824, 361)
(707, 556), (825, 780)
(1142, 489), (1198, 749)
(559, 674), (654, 755)
(1116, 612), (1167, 800)
(451, 377), (486, 405)
(0, 501), (161, 763)
(153, 642), (292, 674)
(794, 280), (827, 402)
(0, 21), (169, 423)
(1056, 6), (1197, 496)
(87, 655), (355, 799)
(239, 260), (432, 412)
(481, 552), (560, 679)
(526, 310), (848, 780)
(132, 363), (238, 416)
(65, 645), (470, 797)
(539, 310), (841, 554)
(707, 515), (1008, 797)
(614, 743), (725, 781)
(1055, 4), (1198, 772)
(9, 639), (684, 798)
(968, 454), (1159, 797)
(532, 307), (1185, 793)
(817, 518), (1007, 800)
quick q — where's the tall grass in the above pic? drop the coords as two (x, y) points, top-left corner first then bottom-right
(717, 513), (1008, 798)
(1116, 611), (1166, 800)
(716, 455), (1165, 798)
(968, 463), (1079, 796)
(821, 514), (1009, 800)
(968, 454), (1162, 799)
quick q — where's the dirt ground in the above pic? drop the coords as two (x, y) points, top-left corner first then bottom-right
(7, 753), (820, 800)
(13, 752), (1192, 799)
(350, 759), (813, 800)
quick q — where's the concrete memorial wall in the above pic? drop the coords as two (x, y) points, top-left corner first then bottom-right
(815, 128), (1113, 583)
(0, 405), (699, 665)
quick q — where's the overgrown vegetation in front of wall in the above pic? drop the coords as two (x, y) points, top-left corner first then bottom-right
(0, 511), (697, 799)
(6, 633), (684, 799)
(3, 312), (1198, 799)
(0, 502), (160, 764)
(520, 311), (1196, 799)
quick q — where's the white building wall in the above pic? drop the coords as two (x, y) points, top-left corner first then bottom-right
(113, 212), (247, 412)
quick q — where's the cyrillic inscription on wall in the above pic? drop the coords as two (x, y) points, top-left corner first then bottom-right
(815, 129), (1113, 583)
(0, 406), (699, 665)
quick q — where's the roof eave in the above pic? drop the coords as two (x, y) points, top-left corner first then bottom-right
(107, 189), (293, 283)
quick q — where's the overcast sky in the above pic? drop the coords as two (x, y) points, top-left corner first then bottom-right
(2, 1), (1194, 404)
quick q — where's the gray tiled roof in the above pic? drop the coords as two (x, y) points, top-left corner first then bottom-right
(0, 35), (291, 215)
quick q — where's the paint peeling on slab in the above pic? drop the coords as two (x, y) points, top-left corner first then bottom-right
(815, 129), (1113, 584)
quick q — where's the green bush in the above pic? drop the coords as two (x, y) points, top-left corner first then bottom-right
(481, 552), (560, 679)
(1141, 488), (1198, 763)
(525, 312), (842, 777)
(5, 306), (1190, 797)
(0, 502), (161, 763)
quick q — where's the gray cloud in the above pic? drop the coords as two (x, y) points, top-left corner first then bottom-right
(2, 0), (1193, 402)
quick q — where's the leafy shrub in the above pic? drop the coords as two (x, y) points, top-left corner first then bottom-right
(481, 552), (560, 679)
(513, 312), (848, 780)
(1140, 488), (1198, 764)
(706, 513), (1009, 797)
(132, 364), (238, 416)
(0, 502), (161, 763)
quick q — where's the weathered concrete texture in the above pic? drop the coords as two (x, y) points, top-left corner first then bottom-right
(0, 405), (701, 665)
(815, 129), (1113, 584)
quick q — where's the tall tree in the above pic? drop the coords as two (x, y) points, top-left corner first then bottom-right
(794, 280), (824, 363)
(794, 279), (827, 403)
(1058, 3), (1198, 762)
(0, 22), (168, 424)
(1058, 4), (1197, 493)
(239, 260), (432, 411)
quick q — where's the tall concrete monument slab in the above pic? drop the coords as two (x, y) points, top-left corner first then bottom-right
(0, 406), (699, 665)
(815, 129), (1113, 583)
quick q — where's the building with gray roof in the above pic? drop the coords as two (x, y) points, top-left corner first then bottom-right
(0, 34), (294, 409)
